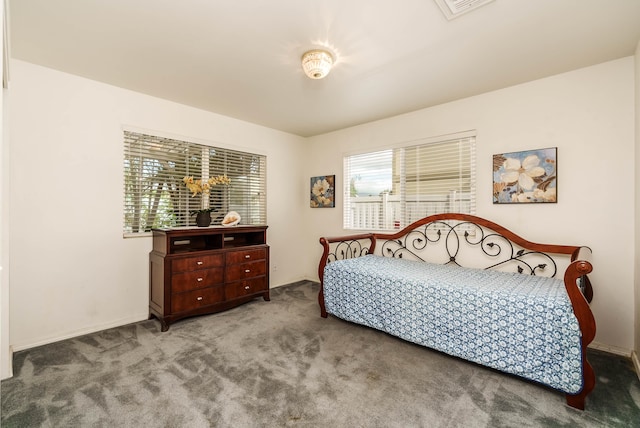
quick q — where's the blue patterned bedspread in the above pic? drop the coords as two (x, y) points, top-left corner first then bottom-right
(323, 254), (584, 394)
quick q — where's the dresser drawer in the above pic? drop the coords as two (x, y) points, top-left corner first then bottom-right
(171, 285), (224, 313)
(226, 260), (267, 281)
(226, 248), (267, 265)
(172, 254), (224, 273)
(226, 277), (268, 299)
(171, 268), (224, 293)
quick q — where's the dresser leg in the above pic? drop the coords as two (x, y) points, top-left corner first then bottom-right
(263, 291), (270, 301)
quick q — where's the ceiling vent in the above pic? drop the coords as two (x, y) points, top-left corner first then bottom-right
(434, 0), (495, 20)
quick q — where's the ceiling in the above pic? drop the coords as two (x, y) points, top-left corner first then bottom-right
(8, 0), (640, 137)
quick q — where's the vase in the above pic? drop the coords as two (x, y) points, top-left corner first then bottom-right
(195, 212), (211, 227)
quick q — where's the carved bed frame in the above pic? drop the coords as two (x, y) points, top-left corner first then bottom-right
(318, 213), (595, 410)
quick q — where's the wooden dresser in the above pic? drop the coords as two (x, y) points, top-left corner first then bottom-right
(149, 225), (269, 331)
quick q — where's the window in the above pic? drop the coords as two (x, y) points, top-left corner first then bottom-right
(124, 131), (266, 235)
(344, 132), (475, 230)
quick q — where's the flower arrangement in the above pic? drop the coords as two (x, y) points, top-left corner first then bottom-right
(183, 175), (231, 214)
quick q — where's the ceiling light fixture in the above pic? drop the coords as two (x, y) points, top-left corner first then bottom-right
(301, 49), (334, 80)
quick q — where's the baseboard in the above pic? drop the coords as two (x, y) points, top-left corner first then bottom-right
(588, 341), (632, 358)
(11, 313), (149, 352)
(1, 344), (13, 380)
(273, 279), (319, 289)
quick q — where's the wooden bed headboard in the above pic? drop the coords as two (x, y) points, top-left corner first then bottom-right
(321, 213), (589, 281)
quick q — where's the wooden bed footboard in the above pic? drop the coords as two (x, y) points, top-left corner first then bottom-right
(317, 213), (596, 410)
(564, 246), (595, 410)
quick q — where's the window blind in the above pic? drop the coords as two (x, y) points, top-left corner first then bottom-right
(344, 134), (476, 230)
(124, 131), (266, 235)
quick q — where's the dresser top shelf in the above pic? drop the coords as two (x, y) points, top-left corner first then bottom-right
(153, 225), (268, 233)
(152, 225), (268, 256)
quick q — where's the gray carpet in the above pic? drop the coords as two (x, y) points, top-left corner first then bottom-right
(2, 281), (639, 427)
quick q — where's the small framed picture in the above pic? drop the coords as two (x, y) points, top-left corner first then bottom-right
(310, 175), (335, 208)
(493, 147), (557, 204)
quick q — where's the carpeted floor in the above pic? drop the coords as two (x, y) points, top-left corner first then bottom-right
(2, 281), (639, 427)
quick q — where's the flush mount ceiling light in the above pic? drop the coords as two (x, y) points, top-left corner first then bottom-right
(301, 49), (334, 79)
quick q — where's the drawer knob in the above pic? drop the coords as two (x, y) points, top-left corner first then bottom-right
(196, 296), (203, 301)
(244, 285), (250, 290)
(197, 278), (203, 282)
(244, 269), (251, 273)
(196, 261), (204, 265)
(245, 255), (251, 259)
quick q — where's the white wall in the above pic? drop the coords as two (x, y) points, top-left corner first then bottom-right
(8, 60), (308, 350)
(306, 57), (636, 353)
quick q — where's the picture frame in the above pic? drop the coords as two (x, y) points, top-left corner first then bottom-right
(310, 175), (335, 208)
(493, 147), (557, 204)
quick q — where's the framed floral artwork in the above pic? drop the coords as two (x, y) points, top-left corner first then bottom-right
(310, 175), (335, 208)
(493, 147), (557, 204)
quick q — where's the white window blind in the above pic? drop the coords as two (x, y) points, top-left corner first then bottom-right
(124, 131), (266, 235)
(344, 133), (476, 230)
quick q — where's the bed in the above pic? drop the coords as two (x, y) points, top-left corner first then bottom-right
(317, 213), (595, 410)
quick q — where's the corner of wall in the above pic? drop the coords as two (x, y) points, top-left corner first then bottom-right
(0, 0), (12, 380)
(633, 350), (640, 381)
(635, 39), (640, 374)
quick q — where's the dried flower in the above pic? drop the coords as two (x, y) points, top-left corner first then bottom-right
(183, 175), (231, 196)
(183, 175), (231, 215)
